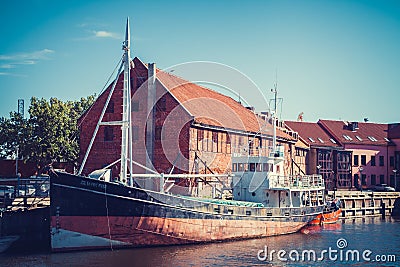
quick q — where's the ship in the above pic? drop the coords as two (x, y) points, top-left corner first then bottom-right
(49, 18), (325, 252)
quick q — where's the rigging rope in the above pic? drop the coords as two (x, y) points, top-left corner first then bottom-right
(104, 183), (114, 251)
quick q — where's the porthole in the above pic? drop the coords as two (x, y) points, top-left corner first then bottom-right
(252, 192), (256, 196)
(238, 192), (240, 196)
(266, 192), (269, 197)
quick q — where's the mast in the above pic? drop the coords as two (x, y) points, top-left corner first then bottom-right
(78, 18), (133, 181)
(271, 82), (278, 155)
(121, 17), (132, 183)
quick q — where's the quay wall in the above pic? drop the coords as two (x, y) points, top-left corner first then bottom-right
(328, 190), (400, 218)
(0, 206), (50, 252)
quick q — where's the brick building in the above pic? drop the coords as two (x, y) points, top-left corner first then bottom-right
(78, 57), (296, 184)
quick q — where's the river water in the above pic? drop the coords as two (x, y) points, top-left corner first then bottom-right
(1, 217), (399, 267)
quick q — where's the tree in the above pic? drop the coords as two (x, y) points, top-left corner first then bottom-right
(0, 95), (95, 170)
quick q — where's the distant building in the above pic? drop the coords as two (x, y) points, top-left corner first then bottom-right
(287, 119), (400, 191)
(285, 121), (351, 190)
(318, 120), (397, 189)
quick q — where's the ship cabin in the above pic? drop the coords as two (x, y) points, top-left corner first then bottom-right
(232, 145), (325, 208)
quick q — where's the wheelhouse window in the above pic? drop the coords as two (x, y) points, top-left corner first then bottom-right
(263, 163), (268, 172)
(232, 163), (238, 172)
(249, 163), (255, 172)
(238, 163), (244, 171)
(256, 163), (262, 172)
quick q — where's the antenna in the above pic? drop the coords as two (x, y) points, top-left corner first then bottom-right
(271, 82), (278, 155)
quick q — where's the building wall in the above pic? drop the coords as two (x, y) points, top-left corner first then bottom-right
(345, 144), (389, 188)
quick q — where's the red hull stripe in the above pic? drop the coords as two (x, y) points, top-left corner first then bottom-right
(51, 216), (307, 251)
(309, 209), (341, 225)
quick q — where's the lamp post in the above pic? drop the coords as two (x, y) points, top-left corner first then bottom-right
(359, 166), (364, 191)
(393, 169), (398, 192)
(316, 165), (321, 173)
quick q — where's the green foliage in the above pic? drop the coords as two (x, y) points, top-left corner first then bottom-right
(0, 96), (95, 167)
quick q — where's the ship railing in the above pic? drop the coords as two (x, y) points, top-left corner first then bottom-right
(269, 174), (324, 189)
(231, 147), (268, 157)
(231, 146), (286, 158)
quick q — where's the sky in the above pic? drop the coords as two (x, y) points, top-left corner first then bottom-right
(0, 0), (399, 123)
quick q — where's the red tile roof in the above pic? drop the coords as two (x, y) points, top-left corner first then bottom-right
(285, 121), (340, 147)
(132, 58), (293, 141)
(318, 120), (391, 146)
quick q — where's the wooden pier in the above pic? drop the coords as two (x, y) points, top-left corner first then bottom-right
(328, 190), (400, 218)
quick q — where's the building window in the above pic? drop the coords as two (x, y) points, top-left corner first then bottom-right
(390, 156), (394, 167)
(104, 126), (114, 142)
(379, 156), (384, 166)
(212, 132), (218, 152)
(353, 155), (359, 166)
(379, 174), (385, 184)
(354, 174), (359, 187)
(132, 125), (139, 141)
(197, 129), (203, 151)
(361, 155), (366, 166)
(371, 156), (376, 166)
(371, 174), (376, 185)
(226, 133), (231, 154)
(132, 101), (139, 112)
(155, 126), (163, 140)
(361, 174), (366, 186)
(390, 175), (395, 187)
(157, 97), (166, 112)
(106, 100), (114, 113)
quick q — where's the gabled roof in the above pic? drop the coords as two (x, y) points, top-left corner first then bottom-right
(132, 58), (294, 141)
(318, 119), (391, 146)
(285, 121), (340, 148)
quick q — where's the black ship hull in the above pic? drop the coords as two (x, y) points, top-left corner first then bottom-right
(50, 171), (323, 252)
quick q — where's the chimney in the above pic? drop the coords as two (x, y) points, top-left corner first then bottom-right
(146, 63), (156, 173)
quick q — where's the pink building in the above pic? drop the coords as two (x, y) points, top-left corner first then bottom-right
(388, 123), (400, 189)
(318, 120), (398, 190)
(286, 120), (400, 191)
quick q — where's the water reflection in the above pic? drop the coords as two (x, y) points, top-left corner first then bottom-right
(0, 217), (399, 267)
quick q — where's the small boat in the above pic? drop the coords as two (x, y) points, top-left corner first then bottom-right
(49, 18), (326, 252)
(309, 199), (341, 225)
